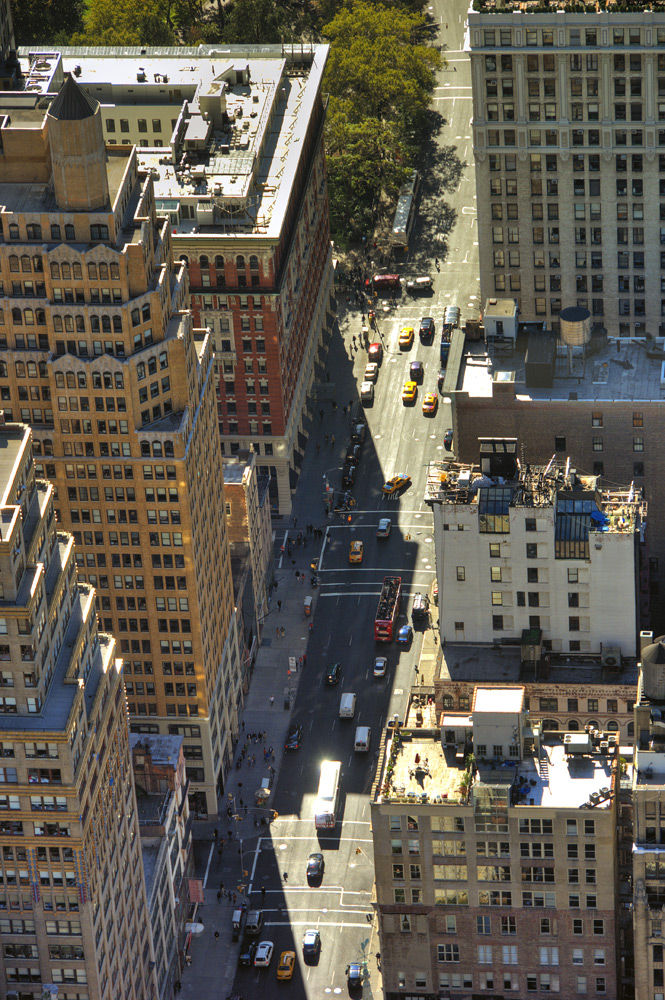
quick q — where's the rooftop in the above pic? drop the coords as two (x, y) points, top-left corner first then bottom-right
(468, 0), (665, 16)
(13, 44), (328, 239)
(462, 335), (665, 404)
(474, 686), (524, 714)
(377, 729), (615, 810)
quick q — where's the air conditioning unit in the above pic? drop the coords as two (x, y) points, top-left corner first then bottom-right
(601, 646), (621, 669)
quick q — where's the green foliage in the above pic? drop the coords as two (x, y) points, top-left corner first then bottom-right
(321, 0), (441, 242)
(75, 0), (176, 46)
(11, 0), (85, 44)
(221, 0), (294, 43)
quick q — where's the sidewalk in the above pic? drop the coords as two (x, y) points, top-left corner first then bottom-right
(178, 311), (382, 999)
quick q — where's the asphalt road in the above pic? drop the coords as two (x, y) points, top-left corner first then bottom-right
(229, 3), (477, 996)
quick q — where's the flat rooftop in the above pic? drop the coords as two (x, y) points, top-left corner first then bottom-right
(14, 44), (329, 240)
(438, 642), (639, 688)
(474, 686), (523, 714)
(377, 730), (615, 810)
(462, 336), (665, 403)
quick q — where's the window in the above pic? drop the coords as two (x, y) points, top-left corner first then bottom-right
(438, 944), (460, 962)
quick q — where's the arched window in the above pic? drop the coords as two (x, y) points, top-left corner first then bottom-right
(43, 440), (53, 456)
(35, 309), (46, 326)
(442, 695), (454, 710)
(140, 442), (151, 457)
(200, 255), (209, 268)
(131, 308), (140, 327)
(152, 442), (163, 457)
(113, 316), (122, 332)
(567, 720), (580, 731)
(78, 373), (87, 389)
(179, 255), (189, 266)
(542, 719), (559, 731)
(26, 224), (41, 240)
(627, 722), (634, 738)
(90, 316), (100, 333)
(53, 316), (63, 332)
(142, 303), (151, 322)
(12, 308), (22, 326)
(23, 309), (34, 326)
(61, 263), (71, 279)
(164, 440), (174, 457)
(64, 224), (75, 240)
(66, 373), (76, 388)
(76, 316), (85, 332)
(32, 440), (42, 456)
(607, 721), (619, 732)
(98, 263), (108, 280)
(72, 263), (82, 280)
(236, 254), (245, 270)
(38, 362), (47, 378)
(27, 362), (38, 378)
(64, 315), (74, 333)
(32, 256), (43, 273)
(20, 255), (31, 273)
(55, 373), (65, 388)
(50, 262), (60, 279)
(215, 255), (224, 269)
(102, 316), (111, 333)
(9, 256), (19, 272)
(0, 361), (7, 378)
(587, 720), (599, 731)
(115, 373), (124, 389)
(50, 224), (61, 240)
(249, 255), (259, 271)
(15, 361), (25, 377)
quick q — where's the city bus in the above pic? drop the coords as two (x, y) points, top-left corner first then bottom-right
(314, 760), (341, 830)
(391, 170), (420, 250)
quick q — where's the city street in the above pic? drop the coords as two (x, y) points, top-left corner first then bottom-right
(214, 3), (479, 997)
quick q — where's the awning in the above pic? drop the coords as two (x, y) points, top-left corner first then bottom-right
(289, 466), (300, 489)
(293, 450), (304, 469)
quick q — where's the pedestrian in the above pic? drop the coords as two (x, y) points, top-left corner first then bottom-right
(252, 753), (256, 764)
(277, 599), (282, 612)
(301, 574), (305, 583)
(239, 797), (244, 808)
(283, 871), (289, 882)
(261, 885), (266, 900)
(293, 515), (297, 528)
(303, 653), (307, 666)
(232, 893), (237, 904)
(331, 435), (335, 447)
(217, 890), (222, 902)
(244, 804), (248, 816)
(326, 372), (330, 382)
(281, 626), (285, 638)
(295, 570), (300, 581)
(309, 621), (314, 631)
(275, 626), (280, 638)
(269, 695), (275, 707)
(213, 827), (218, 840)
(287, 546), (292, 558)
(214, 931), (220, 941)
(319, 408), (324, 421)
(332, 400), (337, 410)
(343, 406), (347, 417)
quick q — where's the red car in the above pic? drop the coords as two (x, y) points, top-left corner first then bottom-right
(368, 342), (383, 362)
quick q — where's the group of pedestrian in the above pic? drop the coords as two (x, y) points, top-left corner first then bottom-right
(275, 625), (286, 638)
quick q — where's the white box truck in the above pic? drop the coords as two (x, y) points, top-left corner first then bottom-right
(354, 726), (371, 752)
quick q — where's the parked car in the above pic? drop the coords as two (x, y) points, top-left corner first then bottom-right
(397, 624), (413, 646)
(346, 442), (362, 465)
(238, 939), (257, 966)
(342, 463), (357, 489)
(360, 381), (374, 404)
(444, 428), (454, 450)
(351, 422), (366, 444)
(285, 723), (303, 751)
(364, 362), (379, 382)
(412, 593), (430, 621)
(368, 342), (383, 362)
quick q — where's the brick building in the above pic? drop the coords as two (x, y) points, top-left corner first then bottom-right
(0, 418), (155, 1000)
(29, 45), (336, 514)
(372, 686), (620, 1000)
(0, 72), (241, 819)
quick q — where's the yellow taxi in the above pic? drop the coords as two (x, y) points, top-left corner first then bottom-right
(349, 540), (364, 564)
(422, 392), (438, 415)
(382, 474), (411, 495)
(277, 950), (296, 980)
(398, 326), (414, 350)
(402, 380), (417, 404)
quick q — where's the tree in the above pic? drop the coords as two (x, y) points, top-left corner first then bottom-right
(222, 0), (290, 44)
(11, 0), (85, 44)
(76, 0), (176, 46)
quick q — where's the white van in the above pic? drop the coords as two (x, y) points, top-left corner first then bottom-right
(354, 726), (371, 752)
(339, 692), (357, 719)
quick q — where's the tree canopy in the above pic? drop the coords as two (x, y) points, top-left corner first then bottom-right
(11, 0), (85, 44)
(74, 0), (176, 46)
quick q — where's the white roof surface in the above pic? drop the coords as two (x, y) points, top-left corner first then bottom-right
(474, 686), (524, 714)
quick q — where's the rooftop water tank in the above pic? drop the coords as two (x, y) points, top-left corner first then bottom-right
(560, 306), (591, 347)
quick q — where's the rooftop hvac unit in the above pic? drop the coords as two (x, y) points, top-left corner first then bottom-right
(601, 646), (621, 669)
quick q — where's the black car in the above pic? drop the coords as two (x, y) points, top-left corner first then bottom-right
(306, 852), (325, 883)
(342, 463), (357, 489)
(419, 317), (435, 343)
(444, 428), (454, 450)
(345, 442), (362, 465)
(238, 939), (257, 966)
(325, 662), (341, 685)
(351, 422), (366, 444)
(285, 723), (303, 751)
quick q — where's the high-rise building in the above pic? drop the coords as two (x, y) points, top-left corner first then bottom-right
(372, 685), (620, 1000)
(0, 417), (154, 1000)
(26, 44), (335, 515)
(467, 5), (665, 338)
(0, 72), (241, 819)
(425, 437), (647, 655)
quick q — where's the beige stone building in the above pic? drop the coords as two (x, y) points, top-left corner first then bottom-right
(0, 418), (155, 1000)
(20, 44), (336, 515)
(372, 686), (620, 1000)
(0, 72), (241, 818)
(467, 4), (665, 338)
